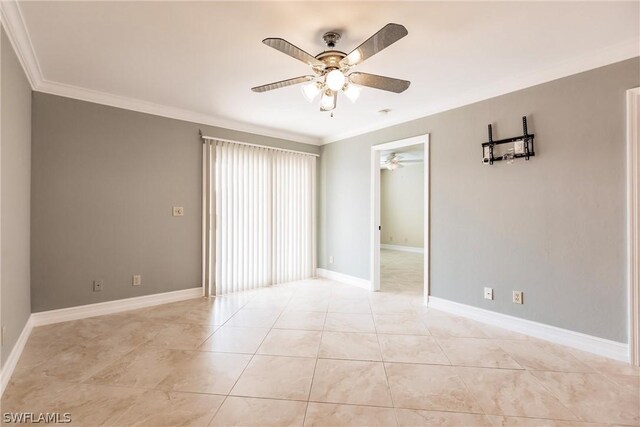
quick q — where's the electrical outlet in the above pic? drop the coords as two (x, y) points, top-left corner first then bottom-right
(513, 291), (523, 304)
(172, 206), (184, 217)
(484, 287), (493, 300)
(93, 279), (103, 292)
(329, 256), (334, 264)
(132, 275), (142, 286)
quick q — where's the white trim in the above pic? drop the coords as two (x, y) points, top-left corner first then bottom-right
(317, 268), (371, 291)
(0, 1), (321, 146)
(371, 135), (430, 295)
(0, 287), (203, 397)
(321, 38), (639, 144)
(30, 287), (202, 327)
(371, 148), (381, 291)
(423, 140), (431, 304)
(0, 316), (33, 397)
(627, 87), (640, 366)
(380, 244), (424, 254)
(0, 0), (42, 89)
(3, 1), (638, 147)
(428, 296), (629, 362)
(35, 80), (321, 146)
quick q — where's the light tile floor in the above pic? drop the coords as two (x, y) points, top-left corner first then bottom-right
(2, 278), (639, 426)
(381, 249), (423, 295)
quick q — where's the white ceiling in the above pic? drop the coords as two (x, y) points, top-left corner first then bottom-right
(9, 1), (640, 145)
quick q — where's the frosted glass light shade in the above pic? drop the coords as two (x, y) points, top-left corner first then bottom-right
(343, 84), (361, 103)
(301, 82), (322, 102)
(320, 91), (336, 111)
(325, 69), (346, 91)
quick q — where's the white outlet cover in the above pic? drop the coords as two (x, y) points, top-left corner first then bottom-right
(133, 275), (142, 286)
(513, 291), (523, 304)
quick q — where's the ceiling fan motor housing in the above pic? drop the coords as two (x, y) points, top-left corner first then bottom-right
(322, 31), (341, 48)
(315, 50), (346, 72)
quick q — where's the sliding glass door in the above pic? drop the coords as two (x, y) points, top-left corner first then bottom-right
(202, 138), (316, 295)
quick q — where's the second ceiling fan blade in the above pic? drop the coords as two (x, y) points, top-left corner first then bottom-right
(251, 76), (315, 93)
(340, 23), (408, 67)
(263, 38), (325, 68)
(349, 72), (410, 93)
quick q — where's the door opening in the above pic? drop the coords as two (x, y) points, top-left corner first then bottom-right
(371, 135), (430, 303)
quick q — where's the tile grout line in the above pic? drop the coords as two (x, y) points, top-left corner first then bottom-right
(301, 285), (333, 426)
(371, 303), (401, 426)
(205, 289), (268, 426)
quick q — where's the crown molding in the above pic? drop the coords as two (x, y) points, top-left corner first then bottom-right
(0, 0), (43, 89)
(36, 79), (322, 145)
(320, 38), (640, 145)
(2, 0), (637, 147)
(0, 0), (321, 146)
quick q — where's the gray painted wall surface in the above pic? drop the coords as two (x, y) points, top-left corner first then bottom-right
(31, 93), (318, 312)
(1, 28), (32, 364)
(319, 58), (639, 342)
(381, 164), (424, 248)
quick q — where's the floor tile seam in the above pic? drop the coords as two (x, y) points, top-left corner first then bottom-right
(302, 307), (329, 426)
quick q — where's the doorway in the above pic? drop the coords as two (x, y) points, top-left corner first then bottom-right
(371, 135), (430, 302)
(627, 87), (639, 366)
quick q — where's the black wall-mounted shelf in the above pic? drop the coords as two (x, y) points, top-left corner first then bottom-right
(482, 116), (535, 165)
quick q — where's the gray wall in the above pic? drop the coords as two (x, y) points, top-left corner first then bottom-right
(319, 58), (640, 342)
(381, 164), (424, 248)
(1, 28), (32, 364)
(31, 93), (319, 312)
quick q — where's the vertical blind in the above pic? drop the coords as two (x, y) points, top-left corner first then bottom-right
(202, 138), (316, 295)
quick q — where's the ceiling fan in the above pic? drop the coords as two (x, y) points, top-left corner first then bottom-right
(382, 153), (421, 170)
(251, 23), (410, 112)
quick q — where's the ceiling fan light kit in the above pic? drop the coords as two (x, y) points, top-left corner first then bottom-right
(252, 23), (411, 113)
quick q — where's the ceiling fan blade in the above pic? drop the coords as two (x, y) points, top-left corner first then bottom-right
(340, 23), (408, 67)
(349, 72), (410, 93)
(263, 38), (325, 68)
(251, 75), (315, 93)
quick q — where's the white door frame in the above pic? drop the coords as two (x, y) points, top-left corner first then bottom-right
(627, 87), (639, 366)
(370, 134), (430, 303)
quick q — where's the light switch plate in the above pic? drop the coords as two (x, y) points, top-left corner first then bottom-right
(172, 206), (184, 217)
(484, 287), (493, 300)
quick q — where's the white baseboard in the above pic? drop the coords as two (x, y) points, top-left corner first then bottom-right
(428, 296), (629, 362)
(0, 287), (202, 398)
(317, 268), (371, 291)
(0, 316), (34, 397)
(380, 244), (424, 254)
(30, 287), (203, 327)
